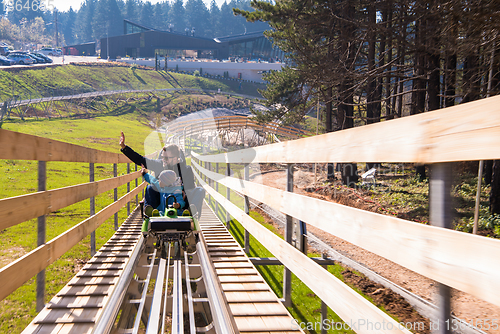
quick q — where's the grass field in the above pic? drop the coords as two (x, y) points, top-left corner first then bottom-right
(0, 63), (265, 101)
(0, 106), (154, 332)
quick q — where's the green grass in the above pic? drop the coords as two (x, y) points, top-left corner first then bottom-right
(0, 63), (265, 102)
(203, 174), (407, 334)
(0, 106), (151, 333)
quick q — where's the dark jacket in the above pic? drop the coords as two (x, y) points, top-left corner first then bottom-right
(121, 145), (195, 191)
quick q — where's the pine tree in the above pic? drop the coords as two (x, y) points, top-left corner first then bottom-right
(170, 0), (186, 33)
(124, 0), (138, 21)
(208, 0), (220, 37)
(61, 7), (77, 45)
(185, 0), (209, 37)
(139, 1), (154, 28)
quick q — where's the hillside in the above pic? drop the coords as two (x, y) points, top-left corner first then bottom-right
(0, 62), (266, 101)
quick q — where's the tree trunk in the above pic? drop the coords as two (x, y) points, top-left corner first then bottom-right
(412, 11), (427, 180)
(396, 2), (407, 118)
(484, 160), (493, 186)
(444, 51), (457, 107)
(490, 160), (500, 214)
(384, 1), (393, 119)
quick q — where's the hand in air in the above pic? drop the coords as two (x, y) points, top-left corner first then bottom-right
(119, 131), (126, 149)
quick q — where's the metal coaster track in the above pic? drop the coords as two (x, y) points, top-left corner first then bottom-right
(22, 202), (302, 334)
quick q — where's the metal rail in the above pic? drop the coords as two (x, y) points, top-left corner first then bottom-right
(22, 208), (144, 334)
(92, 234), (145, 334)
(24, 201), (304, 334)
(197, 236), (238, 334)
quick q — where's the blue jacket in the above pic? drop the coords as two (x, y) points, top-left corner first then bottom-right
(143, 173), (185, 215)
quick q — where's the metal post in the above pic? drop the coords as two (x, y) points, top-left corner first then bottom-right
(244, 163), (250, 254)
(321, 253), (328, 334)
(226, 163), (231, 229)
(36, 161), (46, 312)
(127, 163), (130, 216)
(430, 163), (452, 334)
(90, 163), (96, 256)
(283, 163), (294, 307)
(135, 164), (138, 205)
(114, 163), (118, 231)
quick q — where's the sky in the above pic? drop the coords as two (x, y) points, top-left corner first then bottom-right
(52, 0), (228, 12)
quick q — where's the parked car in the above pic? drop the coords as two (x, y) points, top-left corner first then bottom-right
(0, 55), (14, 66)
(30, 52), (53, 63)
(0, 46), (9, 55)
(26, 53), (45, 64)
(7, 53), (33, 65)
(37, 47), (61, 56)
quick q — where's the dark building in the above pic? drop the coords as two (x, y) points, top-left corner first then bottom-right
(99, 20), (283, 61)
(215, 31), (284, 61)
(101, 20), (220, 59)
(62, 42), (96, 56)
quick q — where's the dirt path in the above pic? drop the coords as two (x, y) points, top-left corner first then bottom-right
(251, 167), (500, 333)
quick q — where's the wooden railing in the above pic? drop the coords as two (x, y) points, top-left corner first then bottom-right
(165, 115), (311, 139)
(0, 129), (145, 302)
(191, 95), (500, 334)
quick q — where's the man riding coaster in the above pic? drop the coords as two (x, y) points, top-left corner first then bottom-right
(119, 131), (205, 218)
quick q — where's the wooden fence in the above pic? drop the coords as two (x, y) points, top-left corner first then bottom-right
(0, 129), (145, 303)
(165, 115), (311, 140)
(191, 95), (500, 334)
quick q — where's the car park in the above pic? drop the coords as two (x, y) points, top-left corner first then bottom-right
(7, 53), (33, 65)
(0, 55), (14, 66)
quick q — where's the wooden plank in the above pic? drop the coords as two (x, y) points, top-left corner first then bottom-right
(218, 276), (264, 284)
(221, 283), (270, 292)
(225, 291), (281, 303)
(56, 324), (93, 334)
(213, 262), (254, 269)
(196, 174), (410, 334)
(234, 316), (302, 331)
(194, 159), (500, 308)
(0, 185), (144, 301)
(211, 257), (249, 262)
(229, 303), (289, 316)
(0, 173), (143, 230)
(21, 323), (63, 334)
(193, 95), (500, 164)
(215, 268), (257, 275)
(0, 128), (131, 163)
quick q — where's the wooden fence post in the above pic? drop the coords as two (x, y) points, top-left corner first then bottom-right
(135, 164), (138, 205)
(207, 161), (212, 206)
(114, 163), (118, 231)
(36, 161), (46, 312)
(90, 163), (96, 256)
(244, 163), (250, 254)
(226, 163), (231, 229)
(430, 163), (452, 334)
(283, 163), (294, 307)
(215, 163), (219, 215)
(127, 163), (130, 216)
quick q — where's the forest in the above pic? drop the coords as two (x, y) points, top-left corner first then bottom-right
(235, 0), (500, 212)
(0, 0), (270, 46)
